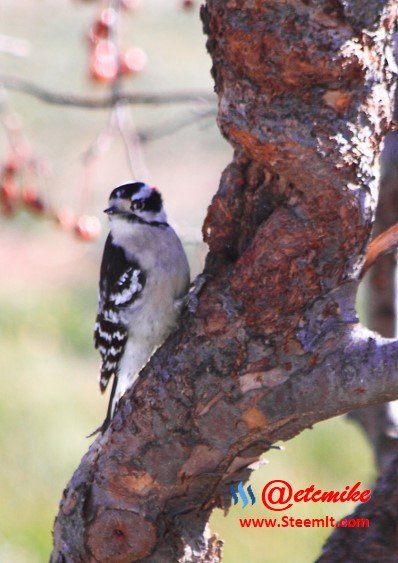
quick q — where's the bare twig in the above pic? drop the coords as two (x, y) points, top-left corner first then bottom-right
(0, 89), (47, 191)
(81, 114), (116, 166)
(138, 108), (217, 144)
(360, 223), (398, 279)
(115, 104), (148, 179)
(109, 0), (149, 179)
(0, 74), (216, 108)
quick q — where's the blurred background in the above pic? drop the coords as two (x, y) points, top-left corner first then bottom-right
(0, 1), (376, 562)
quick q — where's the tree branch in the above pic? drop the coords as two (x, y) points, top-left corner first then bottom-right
(51, 1), (398, 561)
(0, 74), (216, 108)
(321, 87), (398, 562)
(316, 453), (398, 562)
(51, 284), (398, 562)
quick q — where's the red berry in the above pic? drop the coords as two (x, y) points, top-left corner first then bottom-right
(0, 180), (18, 216)
(0, 179), (17, 203)
(22, 187), (45, 213)
(89, 20), (110, 44)
(2, 157), (19, 178)
(89, 40), (118, 83)
(119, 47), (147, 75)
(99, 8), (117, 28)
(74, 215), (101, 241)
(54, 207), (76, 230)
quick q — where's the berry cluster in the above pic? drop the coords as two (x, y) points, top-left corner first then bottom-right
(0, 157), (101, 241)
(88, 5), (147, 84)
(1, 0), (197, 242)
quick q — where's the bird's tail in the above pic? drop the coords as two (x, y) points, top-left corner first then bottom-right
(87, 374), (118, 437)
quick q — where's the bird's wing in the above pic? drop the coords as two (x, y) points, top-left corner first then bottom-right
(94, 234), (146, 392)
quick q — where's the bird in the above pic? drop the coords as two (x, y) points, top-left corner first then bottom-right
(93, 181), (190, 433)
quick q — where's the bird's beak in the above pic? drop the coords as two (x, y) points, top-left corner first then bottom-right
(104, 206), (118, 215)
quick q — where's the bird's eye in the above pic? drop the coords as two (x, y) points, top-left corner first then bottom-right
(131, 199), (144, 211)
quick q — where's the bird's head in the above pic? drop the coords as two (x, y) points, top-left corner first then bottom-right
(104, 182), (168, 227)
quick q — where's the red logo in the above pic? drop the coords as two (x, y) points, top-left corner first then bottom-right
(261, 480), (371, 512)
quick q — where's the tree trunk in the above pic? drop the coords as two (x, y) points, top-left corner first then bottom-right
(51, 1), (398, 561)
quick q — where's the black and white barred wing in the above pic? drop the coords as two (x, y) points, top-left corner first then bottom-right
(94, 235), (146, 393)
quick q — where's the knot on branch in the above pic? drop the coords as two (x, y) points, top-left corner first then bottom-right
(87, 509), (156, 562)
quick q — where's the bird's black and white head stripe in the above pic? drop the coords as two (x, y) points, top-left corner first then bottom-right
(105, 182), (168, 227)
(109, 182), (163, 213)
(109, 182), (146, 200)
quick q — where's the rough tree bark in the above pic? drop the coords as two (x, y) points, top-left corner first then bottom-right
(318, 128), (398, 563)
(52, 1), (398, 561)
(317, 452), (398, 563)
